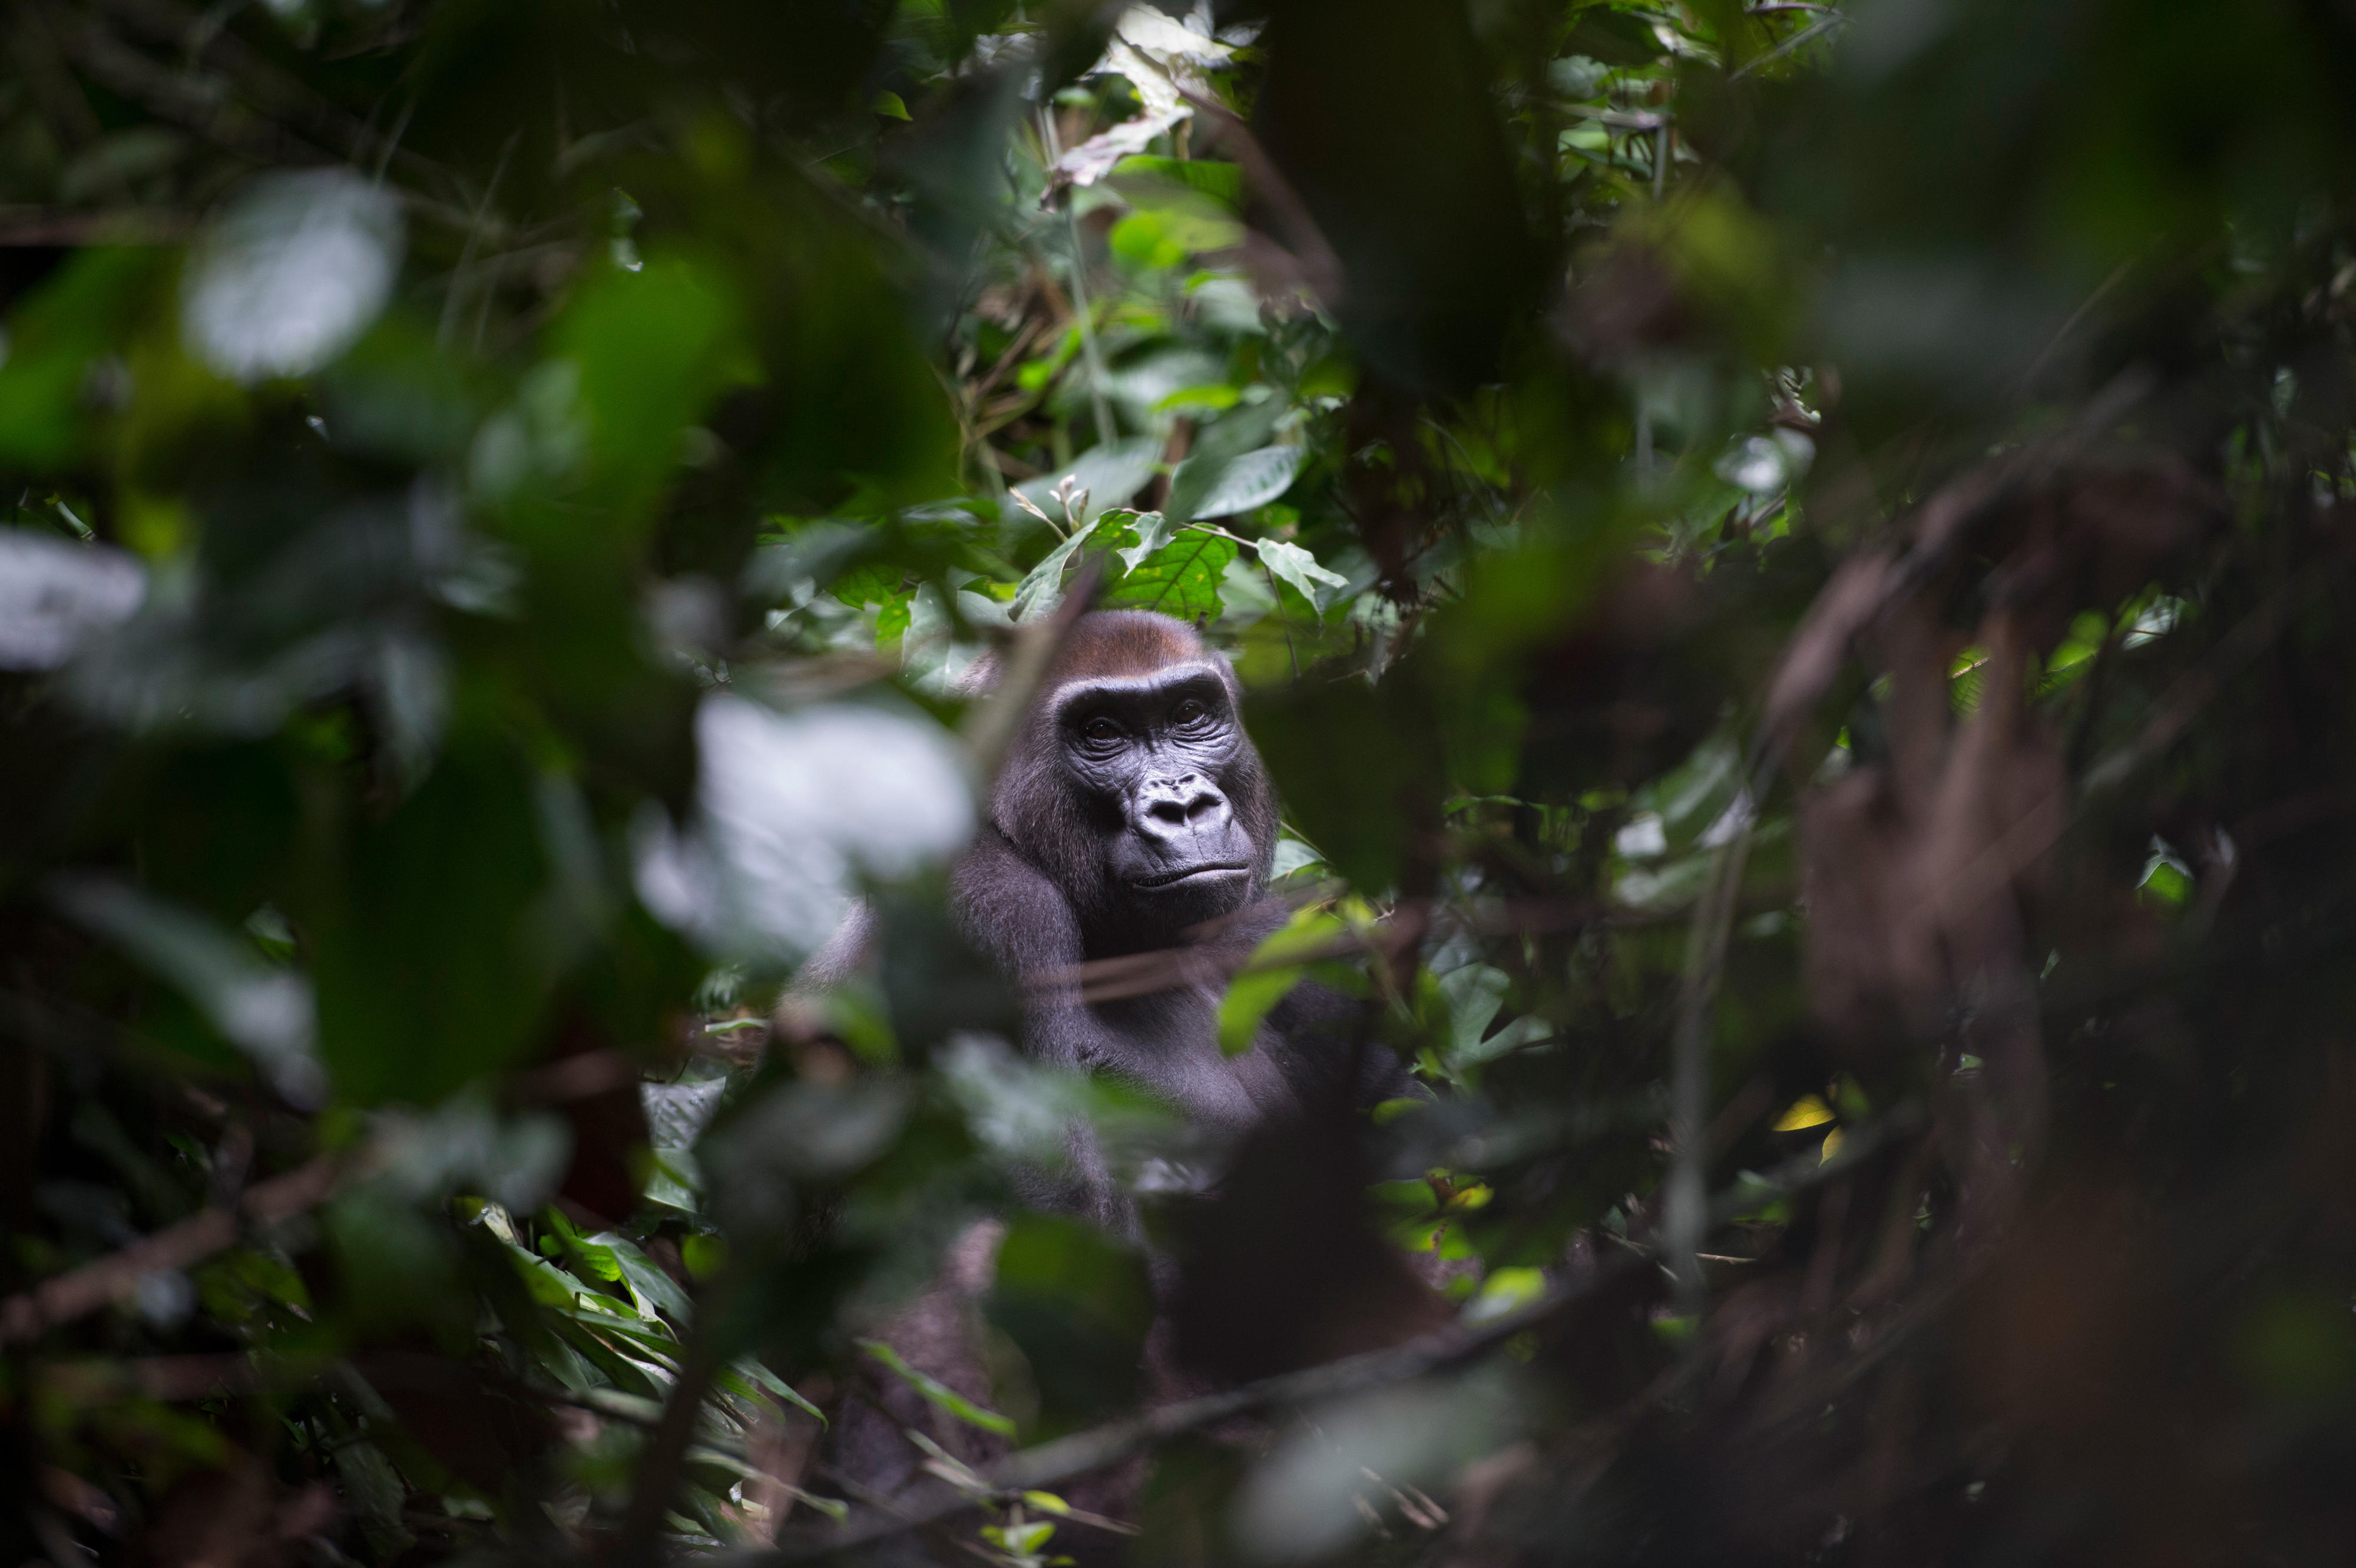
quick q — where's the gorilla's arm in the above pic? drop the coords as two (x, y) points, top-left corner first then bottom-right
(949, 828), (1114, 1070)
(949, 829), (1140, 1228)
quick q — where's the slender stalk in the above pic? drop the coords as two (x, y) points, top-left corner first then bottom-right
(1665, 808), (1756, 1312)
(1036, 108), (1118, 449)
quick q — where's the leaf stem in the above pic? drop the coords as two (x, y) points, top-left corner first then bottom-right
(1037, 108), (1118, 449)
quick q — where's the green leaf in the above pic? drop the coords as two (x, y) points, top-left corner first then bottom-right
(1459, 1013), (1551, 1066)
(875, 587), (916, 643)
(1256, 537), (1349, 612)
(0, 248), (168, 471)
(1114, 510), (1175, 572)
(1110, 156), (1245, 209)
(550, 252), (749, 518)
(1773, 1094), (1836, 1132)
(1100, 530), (1237, 620)
(591, 1230), (694, 1322)
(1164, 400), (1289, 524)
(1011, 515), (1104, 623)
(1437, 964), (1509, 1058)
(1565, 8), (1667, 65)
(1187, 445), (1306, 520)
(730, 1354), (826, 1424)
(858, 1338), (1017, 1436)
(1464, 1266), (1547, 1325)
(1216, 907), (1346, 1055)
(831, 560), (904, 607)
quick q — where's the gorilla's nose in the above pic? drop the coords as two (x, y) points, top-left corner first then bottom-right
(1135, 774), (1232, 840)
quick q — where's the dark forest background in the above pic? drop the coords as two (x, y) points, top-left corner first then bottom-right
(6, 0), (2356, 1563)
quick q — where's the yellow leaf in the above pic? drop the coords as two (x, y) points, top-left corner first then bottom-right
(1820, 1127), (1845, 1164)
(1772, 1094), (1835, 1131)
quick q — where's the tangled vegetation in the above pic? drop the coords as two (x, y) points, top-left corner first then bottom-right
(6, 0), (2356, 1563)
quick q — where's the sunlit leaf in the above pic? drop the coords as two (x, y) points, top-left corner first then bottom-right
(1772, 1094), (1835, 1132)
(1100, 529), (1236, 620)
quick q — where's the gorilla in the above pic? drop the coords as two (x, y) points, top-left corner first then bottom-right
(950, 609), (1382, 1132)
(818, 611), (1421, 1531)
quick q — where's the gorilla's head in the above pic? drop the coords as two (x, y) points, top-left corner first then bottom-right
(988, 611), (1278, 957)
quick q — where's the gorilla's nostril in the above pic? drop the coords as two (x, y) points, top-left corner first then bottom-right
(1138, 776), (1230, 835)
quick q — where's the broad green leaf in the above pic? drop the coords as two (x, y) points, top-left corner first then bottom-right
(1189, 446), (1306, 520)
(1459, 1013), (1551, 1066)
(1155, 384), (1242, 413)
(1115, 510), (1176, 571)
(1011, 515), (1103, 623)
(1565, 7), (1667, 65)
(591, 1230), (694, 1322)
(1464, 1266), (1547, 1325)
(1256, 537), (1349, 613)
(1438, 964), (1510, 1058)
(985, 1521), (1057, 1556)
(1101, 530), (1236, 620)
(1110, 156), (1245, 209)
(1773, 1095), (1836, 1132)
(729, 1355), (826, 1424)
(1164, 400), (1289, 524)
(1217, 907), (1346, 1056)
(551, 252), (749, 517)
(1219, 965), (1308, 1056)
(1270, 833), (1326, 879)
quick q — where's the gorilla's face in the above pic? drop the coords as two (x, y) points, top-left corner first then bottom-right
(1054, 661), (1262, 936)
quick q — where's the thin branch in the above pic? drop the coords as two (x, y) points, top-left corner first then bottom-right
(1034, 109), (1117, 449)
(0, 1156), (339, 1345)
(1728, 11), (1848, 80)
(0, 205), (192, 244)
(1665, 811), (1757, 1310)
(614, 1334), (727, 1567)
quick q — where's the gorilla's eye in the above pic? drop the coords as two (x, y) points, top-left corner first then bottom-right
(1172, 698), (1208, 727)
(1080, 716), (1124, 744)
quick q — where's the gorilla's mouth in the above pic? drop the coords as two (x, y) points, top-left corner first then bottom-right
(1128, 861), (1252, 889)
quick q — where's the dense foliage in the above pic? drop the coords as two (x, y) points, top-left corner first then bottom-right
(7, 0), (2356, 1562)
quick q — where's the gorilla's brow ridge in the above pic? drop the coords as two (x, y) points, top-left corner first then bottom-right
(1047, 661), (1233, 722)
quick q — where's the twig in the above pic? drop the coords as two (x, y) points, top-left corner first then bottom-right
(614, 1334), (727, 1567)
(1034, 109), (1117, 448)
(0, 1156), (339, 1345)
(1052, 894), (1699, 1007)
(0, 204), (192, 244)
(1728, 11), (1848, 79)
(1664, 811), (1756, 1309)
(2013, 253), (2139, 398)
